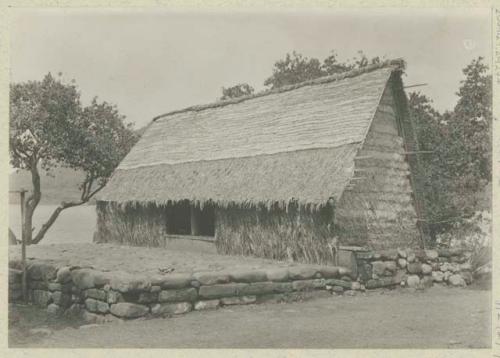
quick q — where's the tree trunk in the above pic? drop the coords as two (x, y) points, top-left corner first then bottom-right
(31, 204), (72, 244)
(24, 161), (41, 245)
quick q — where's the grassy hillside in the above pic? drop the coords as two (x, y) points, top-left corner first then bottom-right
(9, 168), (89, 205)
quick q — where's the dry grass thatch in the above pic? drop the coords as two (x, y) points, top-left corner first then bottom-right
(215, 204), (338, 266)
(95, 201), (166, 247)
(116, 66), (396, 170)
(98, 145), (359, 209)
(98, 60), (418, 220)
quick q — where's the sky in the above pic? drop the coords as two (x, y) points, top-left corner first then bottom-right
(10, 8), (492, 130)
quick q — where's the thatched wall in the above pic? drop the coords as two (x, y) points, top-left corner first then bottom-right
(215, 204), (337, 265)
(335, 82), (421, 250)
(94, 201), (167, 247)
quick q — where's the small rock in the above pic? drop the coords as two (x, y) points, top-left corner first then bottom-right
(85, 288), (107, 301)
(371, 261), (386, 276)
(421, 264), (432, 275)
(351, 282), (362, 291)
(459, 263), (472, 271)
(407, 252), (416, 263)
(384, 261), (397, 273)
(85, 298), (99, 312)
(150, 302), (192, 316)
(448, 274), (466, 287)
(397, 248), (407, 258)
(424, 249), (439, 261)
(97, 300), (109, 314)
(56, 266), (73, 283)
(461, 271), (473, 285)
(110, 302), (149, 318)
(107, 290), (123, 304)
(397, 258), (407, 269)
(47, 303), (63, 316)
(194, 300), (220, 311)
(440, 262), (460, 273)
(406, 275), (420, 288)
(332, 286), (344, 294)
(82, 310), (105, 324)
(431, 271), (444, 282)
(407, 263), (422, 274)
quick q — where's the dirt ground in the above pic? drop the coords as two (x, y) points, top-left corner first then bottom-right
(9, 285), (491, 349)
(9, 242), (309, 275)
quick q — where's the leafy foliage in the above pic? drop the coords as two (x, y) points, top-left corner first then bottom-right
(220, 83), (254, 100)
(409, 57), (492, 246)
(220, 50), (383, 99)
(10, 73), (138, 244)
(263, 50), (383, 89)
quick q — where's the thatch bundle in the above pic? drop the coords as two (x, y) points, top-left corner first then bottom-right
(215, 203), (337, 266)
(95, 201), (166, 247)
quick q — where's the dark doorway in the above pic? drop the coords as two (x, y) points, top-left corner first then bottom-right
(166, 201), (191, 235)
(166, 201), (215, 237)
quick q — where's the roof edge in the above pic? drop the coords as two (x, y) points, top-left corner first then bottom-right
(153, 58), (405, 122)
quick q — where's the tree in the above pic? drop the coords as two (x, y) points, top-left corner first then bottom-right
(409, 57), (492, 245)
(220, 83), (254, 100)
(263, 51), (324, 89)
(263, 50), (383, 89)
(10, 73), (138, 244)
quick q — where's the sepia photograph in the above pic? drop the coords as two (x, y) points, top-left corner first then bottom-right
(6, 6), (493, 349)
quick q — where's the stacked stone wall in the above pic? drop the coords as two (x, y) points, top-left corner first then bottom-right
(9, 248), (473, 323)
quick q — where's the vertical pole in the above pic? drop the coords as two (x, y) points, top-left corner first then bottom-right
(20, 189), (27, 302)
(190, 205), (199, 236)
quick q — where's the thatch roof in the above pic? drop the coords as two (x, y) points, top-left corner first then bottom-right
(99, 60), (406, 208)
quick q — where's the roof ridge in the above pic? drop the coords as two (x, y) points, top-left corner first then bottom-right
(153, 58), (405, 122)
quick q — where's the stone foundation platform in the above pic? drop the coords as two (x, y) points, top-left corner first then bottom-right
(9, 247), (473, 323)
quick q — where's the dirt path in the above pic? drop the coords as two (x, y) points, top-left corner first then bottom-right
(10, 286), (491, 348)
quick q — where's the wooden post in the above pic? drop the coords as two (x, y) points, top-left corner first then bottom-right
(190, 205), (199, 236)
(19, 189), (28, 302)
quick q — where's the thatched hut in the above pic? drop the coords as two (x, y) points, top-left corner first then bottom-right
(95, 59), (428, 265)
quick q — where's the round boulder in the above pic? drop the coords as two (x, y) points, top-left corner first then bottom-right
(448, 274), (466, 287)
(406, 275), (420, 288)
(421, 264), (433, 275)
(431, 271), (444, 282)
